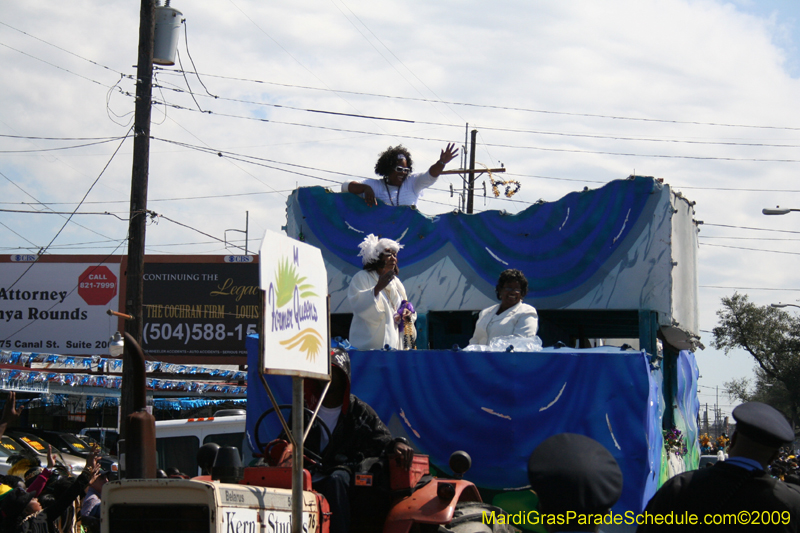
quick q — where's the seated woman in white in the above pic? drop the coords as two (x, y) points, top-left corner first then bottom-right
(469, 269), (538, 346)
(347, 234), (416, 350)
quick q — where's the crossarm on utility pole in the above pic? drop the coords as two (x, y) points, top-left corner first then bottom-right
(438, 168), (506, 175)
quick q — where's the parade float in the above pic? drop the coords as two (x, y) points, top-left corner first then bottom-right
(247, 175), (703, 524)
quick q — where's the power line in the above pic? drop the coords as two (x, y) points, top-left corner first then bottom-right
(4, 130), (131, 291)
(0, 134), (123, 141)
(152, 101), (800, 163)
(329, 0), (465, 124)
(151, 137), (357, 185)
(225, 0), (399, 139)
(155, 213), (248, 253)
(699, 236), (800, 241)
(154, 83), (800, 149)
(153, 85), (416, 123)
(156, 67), (800, 132)
(0, 190), (296, 207)
(0, 42), (120, 90)
(0, 170), (119, 242)
(0, 21), (129, 78)
(0, 208), (127, 217)
(0, 137), (129, 153)
(700, 286), (800, 291)
(0, 221), (39, 249)
(703, 224), (800, 235)
(700, 243), (800, 255)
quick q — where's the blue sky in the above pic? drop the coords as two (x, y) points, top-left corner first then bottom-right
(736, 0), (800, 75)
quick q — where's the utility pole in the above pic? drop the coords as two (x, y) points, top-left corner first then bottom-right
(122, 0), (155, 448)
(466, 130), (477, 214)
(443, 125), (505, 212)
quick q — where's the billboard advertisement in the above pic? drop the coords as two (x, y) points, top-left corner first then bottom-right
(0, 261), (120, 355)
(141, 261), (259, 360)
(0, 256), (259, 362)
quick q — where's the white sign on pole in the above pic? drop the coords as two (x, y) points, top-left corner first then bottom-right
(0, 263), (120, 354)
(259, 231), (329, 378)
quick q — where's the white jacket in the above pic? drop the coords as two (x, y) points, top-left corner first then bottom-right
(347, 270), (416, 350)
(469, 302), (539, 346)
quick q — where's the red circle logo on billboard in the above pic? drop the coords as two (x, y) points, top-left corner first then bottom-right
(78, 266), (118, 306)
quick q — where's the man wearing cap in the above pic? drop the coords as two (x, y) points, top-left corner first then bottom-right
(638, 402), (800, 532)
(80, 466), (113, 533)
(289, 347), (413, 533)
(527, 433), (624, 532)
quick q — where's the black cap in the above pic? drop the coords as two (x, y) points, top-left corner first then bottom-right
(330, 347), (351, 382)
(527, 433), (623, 513)
(98, 466), (118, 481)
(733, 402), (794, 448)
(0, 487), (34, 521)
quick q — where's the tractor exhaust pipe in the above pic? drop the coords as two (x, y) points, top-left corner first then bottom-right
(123, 332), (157, 479)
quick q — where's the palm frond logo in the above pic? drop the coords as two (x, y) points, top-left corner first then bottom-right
(274, 258), (318, 308)
(279, 328), (323, 361)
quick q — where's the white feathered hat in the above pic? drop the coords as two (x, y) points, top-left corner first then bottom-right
(358, 233), (403, 265)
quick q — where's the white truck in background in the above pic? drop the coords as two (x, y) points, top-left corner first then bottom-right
(154, 411), (249, 476)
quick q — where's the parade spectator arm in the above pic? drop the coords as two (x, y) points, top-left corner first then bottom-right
(44, 467), (96, 523)
(25, 469), (51, 498)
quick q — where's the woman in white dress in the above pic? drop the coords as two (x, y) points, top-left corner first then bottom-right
(469, 269), (538, 346)
(347, 234), (416, 350)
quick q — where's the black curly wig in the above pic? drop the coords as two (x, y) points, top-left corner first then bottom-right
(495, 269), (528, 300)
(374, 145), (413, 177)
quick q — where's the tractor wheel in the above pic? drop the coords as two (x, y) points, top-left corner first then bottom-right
(438, 501), (517, 533)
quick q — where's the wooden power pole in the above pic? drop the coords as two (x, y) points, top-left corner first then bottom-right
(122, 0), (155, 448)
(466, 130), (477, 214)
(440, 128), (505, 213)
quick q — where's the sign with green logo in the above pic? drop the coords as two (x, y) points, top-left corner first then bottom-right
(260, 230), (329, 378)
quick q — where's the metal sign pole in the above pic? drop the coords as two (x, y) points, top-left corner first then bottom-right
(292, 376), (304, 533)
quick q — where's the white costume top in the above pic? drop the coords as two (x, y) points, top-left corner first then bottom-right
(342, 171), (437, 206)
(347, 269), (416, 350)
(469, 302), (539, 346)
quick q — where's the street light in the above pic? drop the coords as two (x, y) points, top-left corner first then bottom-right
(771, 303), (800, 310)
(109, 332), (125, 357)
(763, 206), (800, 215)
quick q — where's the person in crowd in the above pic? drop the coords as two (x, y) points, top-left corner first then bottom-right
(0, 449), (100, 533)
(347, 234), (416, 350)
(342, 143), (459, 207)
(637, 402), (800, 532)
(527, 433), (623, 532)
(79, 466), (112, 532)
(469, 269), (538, 346)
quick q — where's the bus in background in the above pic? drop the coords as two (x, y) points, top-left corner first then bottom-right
(155, 410), (250, 476)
